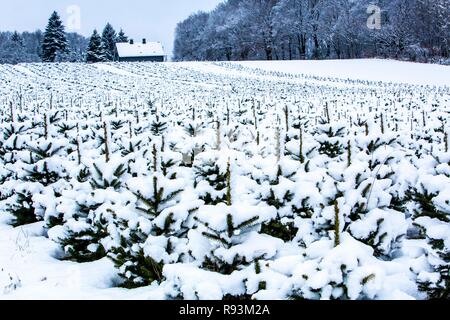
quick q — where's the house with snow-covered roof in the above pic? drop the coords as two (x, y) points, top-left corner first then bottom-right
(116, 39), (166, 62)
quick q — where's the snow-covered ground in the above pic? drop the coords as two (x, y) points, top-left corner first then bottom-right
(236, 59), (450, 86)
(0, 60), (448, 300)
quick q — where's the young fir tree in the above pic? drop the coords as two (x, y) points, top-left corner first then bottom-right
(186, 158), (280, 279)
(257, 164), (299, 242)
(193, 152), (228, 205)
(191, 173), (280, 278)
(2, 115), (70, 226)
(56, 123), (129, 263)
(41, 11), (68, 62)
(109, 144), (188, 288)
(150, 115), (168, 136)
(86, 30), (105, 63)
(314, 118), (346, 159)
(408, 155), (450, 298)
(0, 123), (28, 184)
(101, 23), (117, 61)
(56, 160), (128, 263)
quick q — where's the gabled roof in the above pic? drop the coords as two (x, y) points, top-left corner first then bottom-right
(116, 41), (165, 58)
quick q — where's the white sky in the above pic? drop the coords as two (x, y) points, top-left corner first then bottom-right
(0, 0), (223, 57)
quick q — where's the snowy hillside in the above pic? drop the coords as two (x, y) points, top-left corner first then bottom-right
(0, 60), (449, 300)
(236, 59), (450, 86)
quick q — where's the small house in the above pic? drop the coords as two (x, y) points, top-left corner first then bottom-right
(116, 39), (166, 62)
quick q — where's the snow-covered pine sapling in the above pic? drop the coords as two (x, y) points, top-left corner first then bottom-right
(109, 147), (186, 288)
(193, 152), (228, 205)
(226, 158), (232, 206)
(133, 175), (180, 219)
(349, 208), (408, 258)
(57, 214), (109, 263)
(299, 122), (304, 164)
(347, 139), (352, 167)
(5, 191), (37, 227)
(89, 161), (127, 190)
(108, 206), (166, 288)
(181, 120), (204, 167)
(128, 120), (133, 139)
(216, 118), (221, 151)
(103, 121), (110, 163)
(257, 162), (299, 242)
(275, 118), (281, 162)
(286, 115), (311, 164)
(148, 98), (157, 115)
(444, 125), (448, 153)
(284, 105), (289, 133)
(0, 123), (28, 184)
(109, 235), (165, 288)
(254, 260), (266, 291)
(129, 145), (183, 219)
(10, 101), (15, 122)
(4, 139), (69, 227)
(314, 118), (346, 159)
(150, 115), (168, 136)
(192, 205), (278, 275)
(75, 136), (81, 165)
(55, 156), (130, 262)
(353, 115), (369, 136)
(110, 119), (126, 131)
(44, 113), (49, 140)
(152, 143), (158, 172)
(253, 101), (258, 131)
(334, 200), (340, 247)
(407, 184), (449, 224)
(325, 102), (331, 124)
(135, 109), (139, 124)
(56, 122), (76, 139)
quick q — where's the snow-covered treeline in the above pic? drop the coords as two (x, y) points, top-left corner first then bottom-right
(174, 0), (449, 64)
(0, 30), (87, 64)
(0, 12), (128, 65)
(0, 61), (449, 299)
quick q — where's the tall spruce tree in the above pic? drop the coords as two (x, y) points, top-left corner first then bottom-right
(41, 11), (68, 62)
(101, 23), (117, 61)
(86, 30), (105, 63)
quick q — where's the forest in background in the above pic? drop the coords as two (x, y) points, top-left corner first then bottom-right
(0, 11), (127, 64)
(0, 0), (448, 64)
(0, 30), (87, 64)
(173, 0), (449, 64)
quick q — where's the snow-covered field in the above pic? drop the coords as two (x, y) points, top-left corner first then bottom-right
(237, 59), (450, 86)
(0, 60), (449, 300)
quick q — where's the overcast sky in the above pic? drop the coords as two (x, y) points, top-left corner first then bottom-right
(0, 0), (223, 57)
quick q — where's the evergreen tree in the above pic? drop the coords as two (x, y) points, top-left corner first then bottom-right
(116, 29), (128, 43)
(10, 31), (23, 46)
(86, 30), (105, 63)
(55, 159), (129, 263)
(193, 152), (228, 205)
(109, 146), (188, 288)
(41, 11), (68, 62)
(101, 23), (117, 61)
(191, 204), (279, 275)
